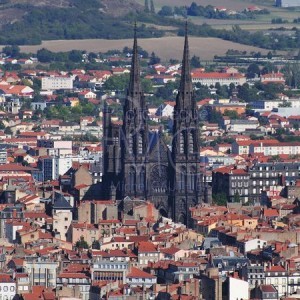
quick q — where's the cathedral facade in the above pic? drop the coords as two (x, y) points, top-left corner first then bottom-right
(103, 26), (203, 226)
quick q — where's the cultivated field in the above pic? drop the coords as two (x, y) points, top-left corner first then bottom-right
(15, 36), (283, 61)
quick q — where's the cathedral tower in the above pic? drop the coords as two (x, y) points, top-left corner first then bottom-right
(170, 24), (201, 226)
(120, 24), (149, 199)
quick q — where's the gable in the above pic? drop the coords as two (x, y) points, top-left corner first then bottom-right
(148, 132), (169, 162)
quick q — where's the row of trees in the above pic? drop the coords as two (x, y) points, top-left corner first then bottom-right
(144, 0), (155, 14)
(158, 2), (269, 19)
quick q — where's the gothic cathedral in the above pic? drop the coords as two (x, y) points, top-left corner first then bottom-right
(103, 25), (202, 227)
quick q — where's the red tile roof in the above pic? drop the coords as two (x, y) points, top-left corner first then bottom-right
(127, 267), (155, 279)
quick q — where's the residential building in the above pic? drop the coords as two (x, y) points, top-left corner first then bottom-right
(0, 274), (16, 300)
(24, 257), (59, 288)
(276, 0), (300, 7)
(191, 72), (246, 86)
(57, 273), (91, 300)
(242, 264), (265, 288)
(41, 76), (73, 91)
(126, 267), (156, 288)
(212, 166), (250, 203)
(91, 259), (129, 284)
(265, 265), (288, 297)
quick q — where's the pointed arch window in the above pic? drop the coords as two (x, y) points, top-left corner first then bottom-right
(129, 167), (136, 192)
(179, 167), (186, 190)
(138, 131), (144, 154)
(189, 167), (196, 191)
(128, 133), (134, 154)
(113, 132), (119, 145)
(180, 132), (185, 154)
(139, 168), (145, 190)
(189, 131), (194, 154)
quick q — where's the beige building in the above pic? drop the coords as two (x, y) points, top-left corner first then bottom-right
(71, 223), (100, 246)
(78, 200), (117, 223)
(24, 258), (59, 288)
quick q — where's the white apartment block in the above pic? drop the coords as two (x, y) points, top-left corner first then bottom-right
(249, 142), (300, 156)
(0, 276), (16, 300)
(41, 76), (73, 91)
(192, 72), (246, 86)
(251, 99), (300, 110)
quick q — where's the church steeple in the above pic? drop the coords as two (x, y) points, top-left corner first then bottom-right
(177, 22), (194, 110)
(171, 22), (201, 227)
(121, 22), (149, 199)
(127, 22), (142, 102)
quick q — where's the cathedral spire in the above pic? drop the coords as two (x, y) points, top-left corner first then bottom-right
(177, 22), (193, 109)
(128, 22), (142, 98)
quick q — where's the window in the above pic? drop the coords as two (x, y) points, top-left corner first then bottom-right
(188, 131), (194, 154)
(128, 134), (133, 154)
(139, 168), (145, 191)
(180, 132), (185, 154)
(180, 168), (186, 190)
(129, 167), (135, 192)
(138, 132), (143, 154)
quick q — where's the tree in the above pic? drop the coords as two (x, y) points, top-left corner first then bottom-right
(2, 45), (20, 58)
(144, 0), (150, 13)
(190, 55), (201, 68)
(158, 6), (173, 16)
(208, 108), (223, 124)
(278, 101), (292, 107)
(149, 52), (161, 65)
(68, 50), (83, 63)
(267, 51), (273, 60)
(150, 0), (155, 14)
(224, 110), (239, 120)
(261, 62), (278, 75)
(233, 191), (240, 203)
(37, 48), (54, 63)
(155, 81), (178, 99)
(213, 192), (227, 206)
(75, 236), (89, 249)
(88, 52), (97, 62)
(247, 63), (260, 79)
(103, 74), (129, 91)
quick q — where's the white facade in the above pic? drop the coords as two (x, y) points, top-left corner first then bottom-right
(227, 120), (259, 132)
(161, 104), (174, 118)
(54, 157), (72, 179)
(53, 210), (72, 241)
(24, 259), (59, 288)
(252, 99), (300, 110)
(239, 238), (267, 254)
(228, 277), (249, 300)
(265, 270), (288, 297)
(0, 280), (16, 300)
(192, 73), (246, 86)
(42, 76), (73, 91)
(38, 140), (72, 149)
(277, 0), (300, 7)
(250, 143), (300, 156)
(288, 272), (300, 294)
